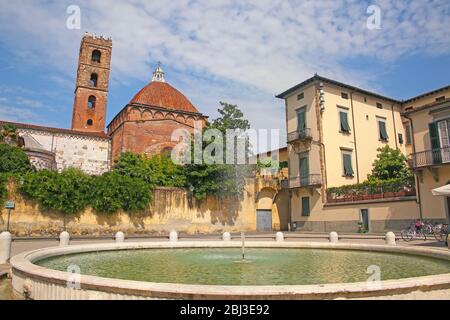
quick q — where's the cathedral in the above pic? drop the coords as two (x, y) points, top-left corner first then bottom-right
(0, 33), (208, 174)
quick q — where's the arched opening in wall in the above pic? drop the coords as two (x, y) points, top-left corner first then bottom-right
(91, 50), (101, 63)
(88, 96), (96, 109)
(89, 73), (98, 87)
(161, 147), (173, 157)
(256, 188), (276, 232)
(86, 119), (93, 126)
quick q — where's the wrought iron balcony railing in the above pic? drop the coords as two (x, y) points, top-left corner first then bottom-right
(287, 128), (312, 144)
(281, 174), (322, 189)
(410, 147), (450, 168)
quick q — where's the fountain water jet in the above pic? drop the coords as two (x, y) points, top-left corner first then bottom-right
(234, 232), (252, 264)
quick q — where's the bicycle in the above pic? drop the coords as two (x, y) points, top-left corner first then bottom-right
(433, 224), (449, 242)
(400, 222), (428, 242)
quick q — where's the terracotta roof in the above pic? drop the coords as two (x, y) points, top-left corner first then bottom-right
(0, 120), (109, 139)
(130, 81), (199, 113)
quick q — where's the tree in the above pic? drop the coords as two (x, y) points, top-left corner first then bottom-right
(0, 124), (18, 145)
(113, 152), (186, 188)
(0, 144), (33, 174)
(185, 102), (254, 200)
(91, 172), (152, 214)
(367, 145), (413, 182)
(20, 168), (92, 216)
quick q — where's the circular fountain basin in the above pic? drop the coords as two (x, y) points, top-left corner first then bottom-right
(10, 241), (450, 300)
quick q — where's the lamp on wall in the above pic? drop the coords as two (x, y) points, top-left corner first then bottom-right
(319, 82), (325, 113)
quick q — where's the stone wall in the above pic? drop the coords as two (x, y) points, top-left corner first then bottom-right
(17, 127), (110, 175)
(0, 183), (257, 237)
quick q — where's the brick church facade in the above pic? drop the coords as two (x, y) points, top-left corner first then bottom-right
(1, 32), (208, 174)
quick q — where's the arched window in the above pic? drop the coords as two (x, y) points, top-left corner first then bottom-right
(86, 119), (93, 126)
(89, 73), (98, 87)
(88, 96), (96, 109)
(161, 147), (173, 157)
(91, 50), (101, 63)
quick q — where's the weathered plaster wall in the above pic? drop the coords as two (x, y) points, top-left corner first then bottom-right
(17, 128), (110, 175)
(0, 183), (257, 237)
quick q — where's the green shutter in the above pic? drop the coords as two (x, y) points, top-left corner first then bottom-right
(379, 121), (388, 141)
(340, 112), (351, 132)
(297, 109), (306, 133)
(429, 123), (441, 164)
(302, 197), (310, 217)
(405, 125), (412, 145)
(343, 154), (354, 176)
(299, 154), (309, 185)
(398, 133), (404, 145)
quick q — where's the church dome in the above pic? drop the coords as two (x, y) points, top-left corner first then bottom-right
(129, 64), (199, 114)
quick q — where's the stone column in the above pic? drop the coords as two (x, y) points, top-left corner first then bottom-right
(115, 232), (125, 243)
(0, 232), (12, 264)
(222, 232), (231, 241)
(59, 231), (70, 246)
(329, 232), (338, 243)
(276, 232), (284, 242)
(385, 232), (396, 246)
(169, 231), (178, 242)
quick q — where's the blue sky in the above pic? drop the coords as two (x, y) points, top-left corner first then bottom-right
(0, 0), (449, 146)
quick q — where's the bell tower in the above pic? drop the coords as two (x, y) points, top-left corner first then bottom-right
(71, 32), (112, 132)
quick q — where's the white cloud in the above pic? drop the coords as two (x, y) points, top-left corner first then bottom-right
(0, 0), (449, 146)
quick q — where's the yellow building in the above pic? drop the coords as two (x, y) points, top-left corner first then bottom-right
(276, 75), (449, 233)
(403, 87), (450, 224)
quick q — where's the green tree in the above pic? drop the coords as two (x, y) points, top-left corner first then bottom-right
(20, 168), (92, 215)
(0, 144), (34, 174)
(185, 102), (254, 200)
(0, 124), (18, 144)
(91, 172), (152, 214)
(113, 152), (186, 187)
(0, 173), (8, 206)
(367, 145), (413, 182)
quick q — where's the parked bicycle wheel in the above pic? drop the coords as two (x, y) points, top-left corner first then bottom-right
(401, 228), (415, 242)
(434, 225), (445, 242)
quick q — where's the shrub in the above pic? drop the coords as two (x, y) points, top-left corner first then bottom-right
(91, 172), (152, 214)
(368, 145), (413, 182)
(113, 152), (186, 188)
(0, 144), (33, 174)
(20, 168), (92, 215)
(0, 173), (8, 206)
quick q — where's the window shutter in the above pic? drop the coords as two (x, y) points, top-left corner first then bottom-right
(340, 112), (350, 132)
(398, 133), (404, 145)
(405, 125), (412, 145)
(429, 122), (441, 164)
(297, 110), (306, 132)
(379, 121), (388, 140)
(302, 197), (310, 217)
(299, 155), (309, 185)
(343, 154), (354, 176)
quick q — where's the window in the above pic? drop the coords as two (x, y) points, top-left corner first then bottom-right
(89, 73), (98, 87)
(297, 92), (304, 100)
(376, 102), (383, 109)
(299, 152), (309, 186)
(378, 120), (388, 141)
(341, 92), (349, 99)
(302, 197), (310, 217)
(86, 119), (93, 126)
(436, 96), (445, 102)
(364, 97), (367, 103)
(398, 133), (404, 145)
(342, 152), (354, 177)
(339, 111), (351, 133)
(405, 124), (412, 145)
(88, 96), (96, 109)
(91, 50), (101, 63)
(297, 107), (306, 133)
(161, 147), (173, 156)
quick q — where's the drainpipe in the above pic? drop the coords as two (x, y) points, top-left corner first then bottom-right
(391, 104), (399, 150)
(404, 114), (423, 220)
(350, 92), (360, 183)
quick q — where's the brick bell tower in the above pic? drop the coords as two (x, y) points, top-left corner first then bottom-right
(71, 33), (112, 133)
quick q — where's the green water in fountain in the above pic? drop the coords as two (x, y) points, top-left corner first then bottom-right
(37, 248), (450, 286)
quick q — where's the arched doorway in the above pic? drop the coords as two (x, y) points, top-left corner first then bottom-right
(256, 188), (276, 232)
